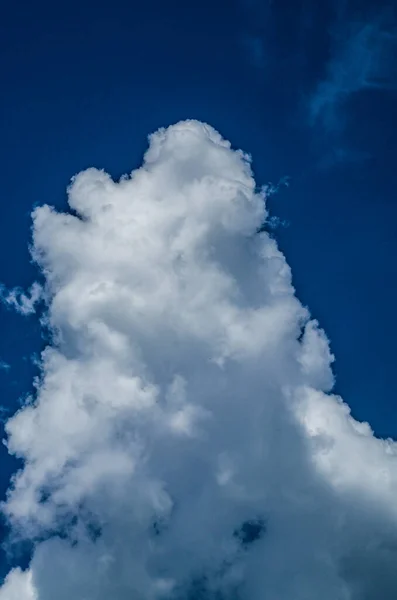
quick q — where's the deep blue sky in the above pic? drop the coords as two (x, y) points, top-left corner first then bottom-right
(1, 0), (397, 505)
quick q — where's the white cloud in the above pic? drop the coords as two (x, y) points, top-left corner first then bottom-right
(0, 569), (36, 600)
(1, 120), (397, 599)
(0, 282), (43, 316)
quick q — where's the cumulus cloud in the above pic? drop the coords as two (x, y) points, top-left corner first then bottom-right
(310, 13), (397, 130)
(1, 120), (397, 599)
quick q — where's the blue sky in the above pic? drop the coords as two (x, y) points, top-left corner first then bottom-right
(1, 0), (397, 593)
(2, 0), (396, 434)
